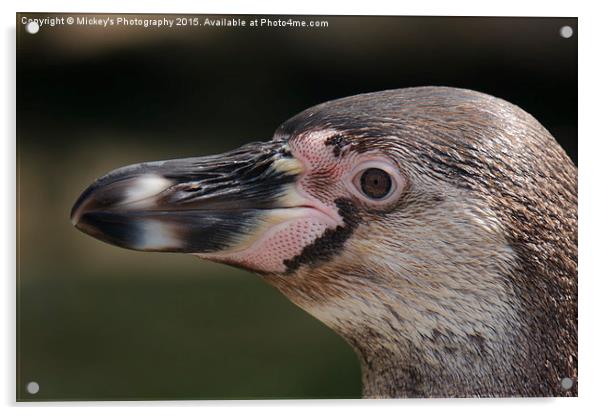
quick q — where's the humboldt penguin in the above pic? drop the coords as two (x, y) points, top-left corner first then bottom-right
(71, 87), (577, 398)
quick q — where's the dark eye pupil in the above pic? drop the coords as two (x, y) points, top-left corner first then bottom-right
(360, 168), (392, 199)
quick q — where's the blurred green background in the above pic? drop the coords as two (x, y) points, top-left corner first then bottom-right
(16, 13), (576, 401)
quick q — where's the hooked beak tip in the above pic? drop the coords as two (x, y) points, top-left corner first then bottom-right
(71, 173), (173, 229)
(70, 192), (88, 227)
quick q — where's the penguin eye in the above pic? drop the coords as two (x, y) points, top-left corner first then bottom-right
(347, 158), (406, 207)
(359, 168), (392, 199)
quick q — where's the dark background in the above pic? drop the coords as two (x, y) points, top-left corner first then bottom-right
(17, 14), (577, 401)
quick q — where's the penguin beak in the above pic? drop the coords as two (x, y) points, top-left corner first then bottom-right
(70, 141), (306, 254)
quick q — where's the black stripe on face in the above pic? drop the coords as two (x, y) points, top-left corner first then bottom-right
(325, 134), (352, 158)
(283, 198), (360, 273)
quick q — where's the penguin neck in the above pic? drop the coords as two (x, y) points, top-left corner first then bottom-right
(290, 281), (526, 397)
(343, 325), (518, 398)
(267, 265), (540, 397)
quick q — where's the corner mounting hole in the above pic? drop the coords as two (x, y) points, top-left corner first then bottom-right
(26, 381), (40, 394)
(559, 26), (573, 39)
(561, 377), (574, 390)
(25, 21), (40, 35)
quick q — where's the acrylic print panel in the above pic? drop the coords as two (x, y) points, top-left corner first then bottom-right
(16, 13), (577, 401)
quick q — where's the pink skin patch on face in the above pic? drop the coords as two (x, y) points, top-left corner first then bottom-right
(291, 130), (408, 210)
(196, 130), (349, 274)
(198, 208), (338, 273)
(246, 217), (333, 271)
(289, 130), (358, 206)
